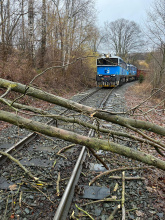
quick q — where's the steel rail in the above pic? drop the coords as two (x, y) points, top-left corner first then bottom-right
(0, 87), (101, 164)
(53, 88), (114, 220)
(0, 132), (37, 165)
(100, 87), (115, 109)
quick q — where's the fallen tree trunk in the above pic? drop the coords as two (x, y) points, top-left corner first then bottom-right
(0, 78), (165, 136)
(1, 97), (165, 152)
(0, 110), (165, 170)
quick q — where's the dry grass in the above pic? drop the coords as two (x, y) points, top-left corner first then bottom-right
(125, 80), (165, 215)
(0, 50), (96, 97)
(0, 50), (96, 131)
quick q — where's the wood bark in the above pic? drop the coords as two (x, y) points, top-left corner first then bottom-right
(40, 0), (46, 67)
(0, 110), (165, 170)
(21, 0), (25, 51)
(0, 0), (6, 64)
(0, 78), (165, 136)
(0, 97), (164, 152)
(28, 0), (34, 65)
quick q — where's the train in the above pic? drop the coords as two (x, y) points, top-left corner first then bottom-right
(96, 55), (137, 87)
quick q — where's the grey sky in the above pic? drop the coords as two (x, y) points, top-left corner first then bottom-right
(96, 0), (153, 27)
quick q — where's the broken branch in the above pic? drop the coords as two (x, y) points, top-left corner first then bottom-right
(0, 111), (165, 170)
(122, 171), (126, 220)
(89, 166), (153, 186)
(0, 151), (38, 181)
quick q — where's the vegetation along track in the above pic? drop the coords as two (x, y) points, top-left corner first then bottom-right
(0, 86), (111, 220)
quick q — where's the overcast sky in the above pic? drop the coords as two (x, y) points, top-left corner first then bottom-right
(96, 0), (153, 27)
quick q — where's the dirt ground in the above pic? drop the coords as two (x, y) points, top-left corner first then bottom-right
(125, 81), (165, 216)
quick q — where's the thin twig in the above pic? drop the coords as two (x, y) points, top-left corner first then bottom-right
(109, 176), (145, 180)
(89, 166), (152, 186)
(56, 153), (67, 159)
(81, 198), (121, 207)
(29, 183), (55, 204)
(108, 204), (121, 220)
(86, 146), (109, 170)
(57, 144), (75, 154)
(70, 211), (79, 220)
(122, 171), (126, 220)
(56, 172), (60, 196)
(75, 204), (94, 220)
(3, 194), (9, 220)
(52, 160), (56, 168)
(19, 191), (23, 207)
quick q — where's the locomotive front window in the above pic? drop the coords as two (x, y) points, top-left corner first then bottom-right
(97, 58), (118, 66)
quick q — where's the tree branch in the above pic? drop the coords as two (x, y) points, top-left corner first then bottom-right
(0, 110), (164, 170)
(0, 151), (38, 181)
(1, 78), (165, 136)
(1, 97), (164, 153)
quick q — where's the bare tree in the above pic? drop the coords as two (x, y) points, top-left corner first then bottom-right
(20, 0), (25, 51)
(104, 19), (143, 59)
(0, 0), (6, 64)
(49, 0), (97, 73)
(28, 0), (35, 65)
(0, 0), (98, 71)
(146, 0), (165, 88)
(88, 25), (103, 52)
(0, 0), (27, 62)
(39, 0), (46, 67)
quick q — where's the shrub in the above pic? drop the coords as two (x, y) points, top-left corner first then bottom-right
(138, 74), (144, 83)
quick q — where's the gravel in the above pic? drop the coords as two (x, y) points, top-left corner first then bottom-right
(68, 83), (163, 220)
(0, 83), (163, 219)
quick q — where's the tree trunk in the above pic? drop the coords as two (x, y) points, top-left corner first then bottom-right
(28, 0), (34, 65)
(40, 0), (46, 67)
(0, 97), (164, 152)
(0, 0), (7, 65)
(0, 78), (165, 136)
(6, 0), (11, 53)
(0, 110), (164, 170)
(21, 0), (25, 51)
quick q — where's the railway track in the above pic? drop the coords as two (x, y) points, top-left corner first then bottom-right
(0, 87), (113, 219)
(0, 84), (161, 219)
(0, 87), (101, 165)
(54, 88), (114, 220)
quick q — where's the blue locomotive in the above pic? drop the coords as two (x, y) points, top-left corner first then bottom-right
(96, 55), (137, 87)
